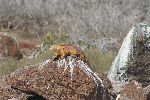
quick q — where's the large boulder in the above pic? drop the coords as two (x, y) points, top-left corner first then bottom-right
(108, 24), (150, 86)
(1, 56), (114, 100)
(107, 24), (150, 99)
(126, 24), (150, 86)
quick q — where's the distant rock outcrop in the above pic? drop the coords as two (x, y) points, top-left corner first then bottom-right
(0, 32), (23, 60)
(0, 56), (114, 100)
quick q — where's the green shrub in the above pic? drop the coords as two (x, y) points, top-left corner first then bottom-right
(43, 33), (73, 46)
(85, 46), (115, 74)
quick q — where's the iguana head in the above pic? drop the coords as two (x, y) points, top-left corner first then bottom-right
(49, 45), (63, 55)
(50, 45), (59, 50)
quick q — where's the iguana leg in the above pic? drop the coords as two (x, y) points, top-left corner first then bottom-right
(52, 54), (60, 61)
(61, 54), (66, 59)
(71, 55), (77, 58)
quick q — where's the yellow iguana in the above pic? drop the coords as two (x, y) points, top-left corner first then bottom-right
(50, 44), (90, 66)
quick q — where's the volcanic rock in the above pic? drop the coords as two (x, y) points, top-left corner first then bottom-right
(119, 81), (146, 100)
(0, 77), (27, 100)
(4, 56), (112, 100)
(126, 24), (150, 86)
(143, 85), (150, 100)
(107, 24), (150, 99)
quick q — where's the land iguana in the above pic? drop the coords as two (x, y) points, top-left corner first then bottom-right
(50, 44), (90, 66)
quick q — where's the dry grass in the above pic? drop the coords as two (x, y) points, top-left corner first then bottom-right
(0, 50), (52, 76)
(0, 0), (149, 41)
(0, 58), (21, 76)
